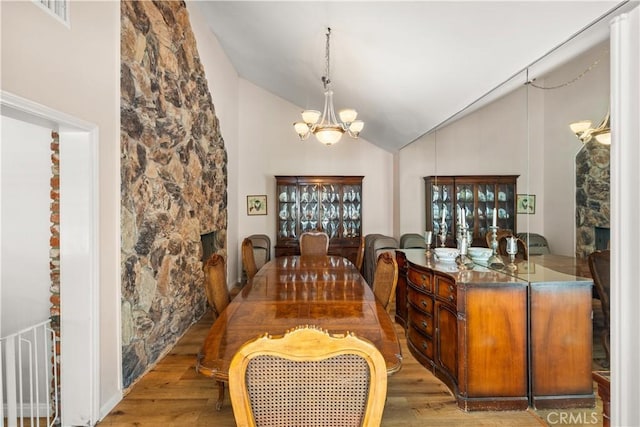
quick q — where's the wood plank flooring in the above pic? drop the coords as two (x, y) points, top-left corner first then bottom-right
(98, 302), (605, 427)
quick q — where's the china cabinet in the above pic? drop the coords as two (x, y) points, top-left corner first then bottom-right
(274, 176), (363, 264)
(424, 175), (518, 247)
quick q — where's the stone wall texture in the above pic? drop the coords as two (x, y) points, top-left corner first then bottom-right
(120, 0), (227, 388)
(576, 141), (610, 258)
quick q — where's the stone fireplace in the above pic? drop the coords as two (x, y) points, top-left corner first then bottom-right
(575, 141), (610, 258)
(120, 1), (228, 389)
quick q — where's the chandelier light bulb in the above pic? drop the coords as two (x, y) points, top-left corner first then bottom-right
(294, 121), (311, 138)
(349, 120), (364, 134)
(569, 120), (592, 134)
(338, 109), (358, 124)
(301, 110), (321, 125)
(315, 127), (344, 145)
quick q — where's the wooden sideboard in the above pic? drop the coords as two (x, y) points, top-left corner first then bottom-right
(396, 249), (595, 411)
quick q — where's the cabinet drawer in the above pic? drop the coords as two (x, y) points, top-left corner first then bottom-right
(408, 290), (433, 314)
(408, 268), (432, 293)
(409, 306), (433, 336)
(436, 275), (457, 304)
(408, 326), (434, 359)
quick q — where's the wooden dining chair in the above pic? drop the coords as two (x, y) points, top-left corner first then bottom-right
(588, 249), (610, 367)
(203, 253), (230, 410)
(228, 325), (388, 427)
(372, 252), (399, 313)
(355, 235), (365, 273)
(248, 234), (271, 269)
(241, 238), (258, 282)
(299, 231), (330, 256)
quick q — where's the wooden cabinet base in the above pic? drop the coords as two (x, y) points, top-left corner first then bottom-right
(408, 337), (530, 411)
(457, 396), (529, 412)
(531, 395), (595, 410)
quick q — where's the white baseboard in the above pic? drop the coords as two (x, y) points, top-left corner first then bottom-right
(98, 390), (122, 424)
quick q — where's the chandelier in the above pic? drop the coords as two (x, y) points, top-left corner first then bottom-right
(293, 28), (364, 146)
(569, 110), (611, 145)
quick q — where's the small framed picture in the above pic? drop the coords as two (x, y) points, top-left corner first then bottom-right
(517, 194), (536, 214)
(247, 195), (267, 216)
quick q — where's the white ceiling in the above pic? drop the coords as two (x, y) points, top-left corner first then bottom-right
(194, 1), (628, 152)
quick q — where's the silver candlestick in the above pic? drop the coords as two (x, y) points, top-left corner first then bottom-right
(439, 222), (448, 247)
(487, 225), (504, 268)
(424, 231), (433, 257)
(506, 236), (518, 271)
(456, 225), (474, 269)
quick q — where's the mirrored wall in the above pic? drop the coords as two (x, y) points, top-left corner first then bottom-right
(398, 2), (633, 266)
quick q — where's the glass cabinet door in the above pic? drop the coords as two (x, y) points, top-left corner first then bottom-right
(320, 184), (340, 238)
(476, 183), (492, 239)
(496, 183), (515, 229)
(456, 183), (475, 237)
(299, 184), (319, 233)
(432, 182), (454, 236)
(277, 183), (298, 238)
(342, 184), (362, 238)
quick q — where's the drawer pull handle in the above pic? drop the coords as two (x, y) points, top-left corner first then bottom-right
(421, 274), (427, 281)
(448, 284), (454, 292)
(421, 320), (428, 329)
(421, 300), (427, 307)
(448, 295), (455, 302)
(422, 342), (428, 350)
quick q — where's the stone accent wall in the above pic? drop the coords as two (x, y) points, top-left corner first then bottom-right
(120, 1), (227, 388)
(576, 142), (610, 258)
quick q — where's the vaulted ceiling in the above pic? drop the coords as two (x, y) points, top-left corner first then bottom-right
(193, 1), (627, 152)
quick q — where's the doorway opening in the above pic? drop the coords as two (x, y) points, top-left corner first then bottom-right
(1, 92), (100, 425)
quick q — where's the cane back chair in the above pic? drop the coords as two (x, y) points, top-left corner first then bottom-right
(228, 325), (388, 427)
(372, 252), (399, 313)
(299, 231), (330, 256)
(203, 253), (230, 410)
(242, 238), (259, 282)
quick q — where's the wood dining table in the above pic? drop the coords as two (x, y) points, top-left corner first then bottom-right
(196, 255), (403, 407)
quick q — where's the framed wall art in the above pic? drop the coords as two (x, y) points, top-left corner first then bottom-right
(247, 195), (267, 216)
(516, 194), (536, 214)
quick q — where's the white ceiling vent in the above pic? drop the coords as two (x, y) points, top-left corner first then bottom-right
(34, 0), (69, 26)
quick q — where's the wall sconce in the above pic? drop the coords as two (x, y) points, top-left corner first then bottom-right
(569, 111), (610, 145)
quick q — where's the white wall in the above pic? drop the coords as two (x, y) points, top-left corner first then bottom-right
(1, 0), (120, 418)
(1, 116), (51, 335)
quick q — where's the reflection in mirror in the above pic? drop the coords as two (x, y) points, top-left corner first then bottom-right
(409, 4), (625, 276)
(399, 2), (635, 402)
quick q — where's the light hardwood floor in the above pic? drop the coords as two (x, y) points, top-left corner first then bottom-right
(98, 302), (605, 427)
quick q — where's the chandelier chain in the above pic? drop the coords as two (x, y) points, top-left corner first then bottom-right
(526, 56), (603, 90)
(323, 28), (332, 89)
